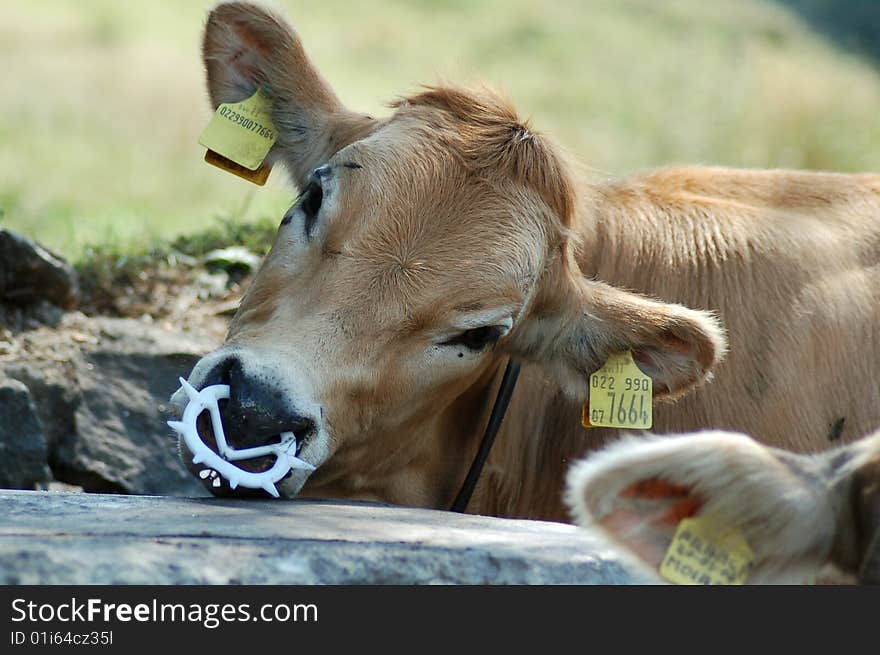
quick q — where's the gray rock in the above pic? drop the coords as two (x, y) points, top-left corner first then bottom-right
(0, 491), (650, 584)
(69, 348), (206, 494)
(204, 246), (261, 275)
(3, 317), (218, 495)
(195, 270), (229, 299)
(0, 378), (51, 488)
(4, 360), (79, 461)
(0, 229), (79, 309)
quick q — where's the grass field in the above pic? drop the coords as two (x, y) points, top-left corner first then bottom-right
(2, 0), (880, 260)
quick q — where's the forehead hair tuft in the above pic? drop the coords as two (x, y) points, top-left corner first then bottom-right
(391, 86), (577, 229)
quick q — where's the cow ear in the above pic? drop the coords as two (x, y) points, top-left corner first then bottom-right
(202, 1), (376, 188)
(514, 274), (726, 402)
(565, 431), (845, 584)
(830, 443), (880, 584)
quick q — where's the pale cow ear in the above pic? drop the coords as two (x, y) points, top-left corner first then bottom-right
(515, 275), (726, 402)
(565, 431), (880, 584)
(202, 1), (376, 187)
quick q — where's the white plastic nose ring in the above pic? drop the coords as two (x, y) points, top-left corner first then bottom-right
(167, 378), (314, 498)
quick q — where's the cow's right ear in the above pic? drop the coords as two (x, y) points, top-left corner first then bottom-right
(203, 1), (377, 188)
(512, 268), (726, 403)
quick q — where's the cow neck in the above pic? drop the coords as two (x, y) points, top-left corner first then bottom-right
(449, 357), (521, 513)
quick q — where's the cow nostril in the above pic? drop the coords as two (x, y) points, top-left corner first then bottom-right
(288, 415), (316, 437)
(199, 354), (237, 389)
(219, 406), (316, 451)
(224, 387), (315, 450)
(198, 355), (317, 450)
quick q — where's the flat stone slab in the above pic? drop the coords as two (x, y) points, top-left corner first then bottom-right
(0, 491), (649, 584)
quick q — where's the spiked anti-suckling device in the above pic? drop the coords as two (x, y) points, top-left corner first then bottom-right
(168, 378), (314, 498)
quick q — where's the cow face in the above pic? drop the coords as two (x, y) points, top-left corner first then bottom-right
(175, 2), (725, 502)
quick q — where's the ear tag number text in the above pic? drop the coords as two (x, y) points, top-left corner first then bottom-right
(660, 516), (754, 585)
(582, 350), (652, 429)
(199, 87), (277, 185)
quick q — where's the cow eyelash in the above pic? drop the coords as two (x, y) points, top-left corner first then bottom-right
(440, 325), (505, 352)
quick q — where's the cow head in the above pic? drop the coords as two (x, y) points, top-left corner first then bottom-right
(175, 2), (725, 504)
(567, 430), (880, 584)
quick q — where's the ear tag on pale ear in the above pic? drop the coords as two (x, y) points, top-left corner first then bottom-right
(660, 516), (754, 585)
(198, 86), (277, 186)
(582, 350), (652, 429)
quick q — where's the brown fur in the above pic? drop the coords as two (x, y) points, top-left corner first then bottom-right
(185, 3), (880, 524)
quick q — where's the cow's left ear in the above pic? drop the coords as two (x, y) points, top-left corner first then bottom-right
(512, 273), (726, 402)
(202, 2), (377, 188)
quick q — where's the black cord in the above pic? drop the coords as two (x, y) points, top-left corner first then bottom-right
(450, 359), (521, 513)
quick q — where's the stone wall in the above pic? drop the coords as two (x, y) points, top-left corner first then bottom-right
(0, 492), (648, 584)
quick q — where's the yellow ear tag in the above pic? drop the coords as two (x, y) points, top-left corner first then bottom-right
(660, 516), (755, 585)
(203, 150), (271, 186)
(582, 350), (652, 429)
(198, 87), (277, 186)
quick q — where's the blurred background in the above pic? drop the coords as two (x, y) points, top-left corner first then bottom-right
(2, 0), (879, 261)
(0, 0), (878, 498)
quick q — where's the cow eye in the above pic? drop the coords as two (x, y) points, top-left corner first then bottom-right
(280, 179), (324, 237)
(298, 180), (324, 239)
(280, 178), (324, 238)
(440, 325), (505, 352)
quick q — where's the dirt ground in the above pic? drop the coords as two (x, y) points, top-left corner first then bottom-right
(0, 259), (244, 363)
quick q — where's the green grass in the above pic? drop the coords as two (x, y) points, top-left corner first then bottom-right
(2, 0), (880, 260)
(74, 214), (280, 316)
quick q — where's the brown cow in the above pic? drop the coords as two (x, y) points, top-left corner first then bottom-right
(175, 2), (880, 522)
(566, 429), (880, 584)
